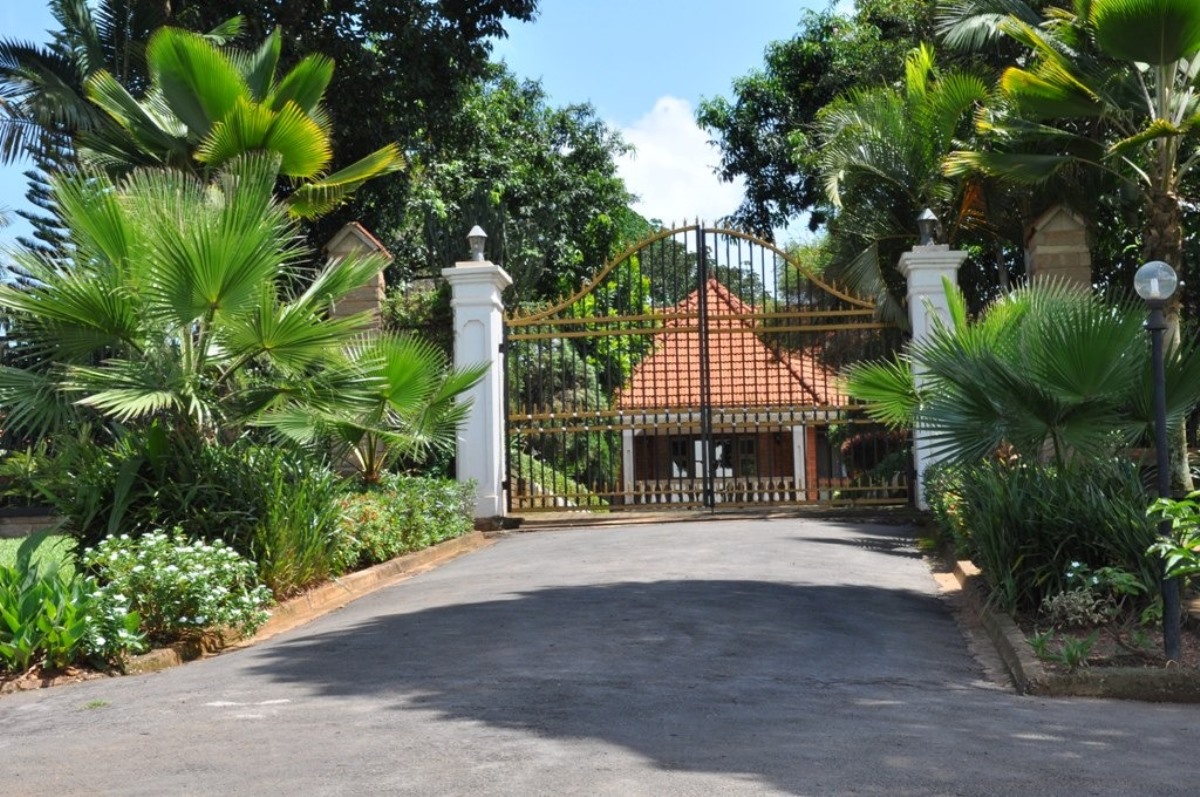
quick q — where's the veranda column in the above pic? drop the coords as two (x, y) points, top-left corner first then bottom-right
(898, 243), (968, 510)
(442, 257), (513, 521)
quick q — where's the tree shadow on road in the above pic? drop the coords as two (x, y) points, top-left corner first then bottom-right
(238, 577), (1189, 794)
(800, 522), (926, 560)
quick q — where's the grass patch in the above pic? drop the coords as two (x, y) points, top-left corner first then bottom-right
(0, 534), (76, 576)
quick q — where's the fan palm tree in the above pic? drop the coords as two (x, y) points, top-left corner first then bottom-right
(0, 152), (390, 443)
(845, 279), (1200, 466)
(80, 24), (402, 219)
(258, 334), (488, 484)
(814, 44), (990, 326)
(941, 0), (1200, 488)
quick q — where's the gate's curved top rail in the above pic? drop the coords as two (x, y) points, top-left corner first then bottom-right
(507, 223), (876, 324)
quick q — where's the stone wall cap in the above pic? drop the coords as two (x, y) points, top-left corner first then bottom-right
(324, 222), (394, 260)
(1027, 204), (1087, 242)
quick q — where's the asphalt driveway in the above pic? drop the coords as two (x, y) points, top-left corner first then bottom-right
(3, 517), (1199, 796)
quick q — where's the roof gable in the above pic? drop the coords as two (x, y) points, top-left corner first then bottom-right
(615, 279), (845, 410)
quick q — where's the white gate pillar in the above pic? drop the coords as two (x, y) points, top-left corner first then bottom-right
(898, 244), (968, 510)
(442, 256), (513, 521)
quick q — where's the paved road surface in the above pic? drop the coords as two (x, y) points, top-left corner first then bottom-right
(3, 518), (1199, 795)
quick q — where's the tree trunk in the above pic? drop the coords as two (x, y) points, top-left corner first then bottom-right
(1143, 189), (1192, 495)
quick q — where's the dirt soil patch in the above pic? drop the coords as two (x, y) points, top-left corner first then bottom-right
(0, 665), (114, 694)
(1018, 617), (1200, 674)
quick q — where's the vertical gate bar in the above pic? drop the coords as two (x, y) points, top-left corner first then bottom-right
(697, 223), (715, 509)
(502, 319), (514, 514)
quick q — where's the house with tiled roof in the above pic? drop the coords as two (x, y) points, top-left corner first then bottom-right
(614, 279), (848, 505)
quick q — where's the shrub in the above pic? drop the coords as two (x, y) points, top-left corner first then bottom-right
(52, 431), (345, 598)
(84, 531), (272, 644)
(1149, 490), (1200, 579)
(927, 458), (1158, 615)
(0, 442), (63, 508)
(1040, 588), (1111, 628)
(248, 449), (343, 597)
(334, 475), (473, 571)
(49, 428), (267, 551)
(0, 532), (143, 673)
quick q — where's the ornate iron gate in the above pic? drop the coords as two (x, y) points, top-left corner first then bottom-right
(504, 224), (909, 513)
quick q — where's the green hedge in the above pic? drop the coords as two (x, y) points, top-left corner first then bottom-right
(334, 475), (474, 571)
(926, 459), (1158, 615)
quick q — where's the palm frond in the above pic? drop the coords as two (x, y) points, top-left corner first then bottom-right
(287, 143), (403, 218)
(267, 53), (333, 116)
(1094, 0), (1200, 64)
(146, 26), (247, 138)
(0, 365), (77, 438)
(843, 357), (919, 428)
(936, 0), (1042, 51)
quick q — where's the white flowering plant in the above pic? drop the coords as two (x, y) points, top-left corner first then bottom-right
(0, 530), (144, 673)
(84, 530), (272, 644)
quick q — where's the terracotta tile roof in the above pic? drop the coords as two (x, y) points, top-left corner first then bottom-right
(615, 279), (846, 410)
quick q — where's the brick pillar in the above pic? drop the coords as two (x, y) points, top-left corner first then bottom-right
(1026, 205), (1092, 288)
(898, 244), (969, 509)
(325, 222), (390, 331)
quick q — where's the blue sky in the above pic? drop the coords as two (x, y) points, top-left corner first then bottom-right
(0, 0), (832, 249)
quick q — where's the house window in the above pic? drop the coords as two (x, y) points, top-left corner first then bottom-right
(738, 438), (757, 477)
(670, 439), (691, 478)
(712, 439), (736, 478)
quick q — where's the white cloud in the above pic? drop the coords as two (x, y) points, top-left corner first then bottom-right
(616, 96), (745, 227)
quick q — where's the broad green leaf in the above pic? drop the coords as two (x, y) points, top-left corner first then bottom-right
(1000, 66), (1104, 119)
(194, 96), (275, 167)
(1094, 0), (1200, 64)
(1107, 118), (1184, 158)
(267, 53), (334, 116)
(85, 70), (185, 153)
(943, 150), (1074, 183)
(147, 26), (248, 139)
(242, 26), (282, 101)
(264, 100), (332, 177)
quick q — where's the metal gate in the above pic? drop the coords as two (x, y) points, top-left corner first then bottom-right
(504, 224), (909, 513)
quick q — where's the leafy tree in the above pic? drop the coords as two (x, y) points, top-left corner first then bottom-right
(697, 1), (937, 237)
(945, 0), (1200, 276)
(394, 67), (633, 302)
(569, 254), (657, 387)
(0, 1), (238, 252)
(154, 0), (539, 246)
(0, 0), (178, 164)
